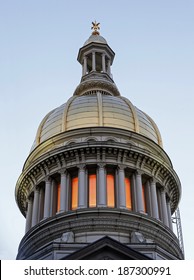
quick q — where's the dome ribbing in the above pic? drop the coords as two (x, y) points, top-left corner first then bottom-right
(31, 93), (162, 152)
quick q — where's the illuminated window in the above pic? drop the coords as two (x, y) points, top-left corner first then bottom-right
(142, 185), (147, 212)
(89, 174), (96, 207)
(107, 174), (115, 207)
(71, 177), (78, 210)
(125, 178), (132, 210)
(57, 183), (60, 212)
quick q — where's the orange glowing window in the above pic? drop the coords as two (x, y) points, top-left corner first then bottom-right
(107, 174), (115, 207)
(142, 185), (146, 212)
(89, 174), (96, 207)
(71, 177), (78, 210)
(57, 183), (61, 212)
(125, 178), (132, 209)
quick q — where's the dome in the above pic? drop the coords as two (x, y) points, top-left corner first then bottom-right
(16, 24), (183, 261)
(31, 93), (163, 151)
(84, 34), (107, 46)
(30, 24), (162, 152)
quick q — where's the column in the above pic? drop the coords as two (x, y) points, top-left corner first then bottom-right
(118, 165), (126, 208)
(107, 59), (111, 75)
(83, 56), (87, 75)
(131, 174), (137, 211)
(150, 179), (159, 219)
(145, 181), (152, 216)
(97, 164), (107, 207)
(31, 187), (40, 227)
(135, 171), (144, 213)
(43, 177), (52, 218)
(66, 173), (70, 211)
(157, 188), (162, 220)
(102, 53), (106, 72)
(78, 165), (87, 208)
(166, 199), (173, 230)
(25, 197), (33, 233)
(38, 187), (45, 222)
(50, 180), (57, 216)
(92, 52), (96, 71)
(60, 170), (67, 212)
(161, 188), (169, 226)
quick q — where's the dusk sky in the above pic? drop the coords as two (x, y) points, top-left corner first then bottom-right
(0, 0), (194, 259)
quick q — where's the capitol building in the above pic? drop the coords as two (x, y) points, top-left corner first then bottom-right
(15, 22), (184, 260)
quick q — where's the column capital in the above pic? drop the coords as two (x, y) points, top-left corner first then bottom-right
(77, 164), (86, 171)
(97, 163), (106, 169)
(160, 186), (167, 194)
(27, 196), (33, 203)
(117, 164), (125, 171)
(150, 177), (157, 184)
(34, 186), (40, 192)
(166, 197), (171, 203)
(135, 169), (143, 176)
(45, 176), (51, 183)
(60, 169), (68, 176)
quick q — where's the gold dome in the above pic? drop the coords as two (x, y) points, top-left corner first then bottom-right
(31, 92), (162, 151)
(30, 25), (162, 152)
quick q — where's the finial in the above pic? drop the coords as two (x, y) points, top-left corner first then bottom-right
(91, 20), (100, 35)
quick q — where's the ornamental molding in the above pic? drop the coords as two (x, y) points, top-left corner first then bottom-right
(16, 142), (181, 217)
(73, 79), (120, 97)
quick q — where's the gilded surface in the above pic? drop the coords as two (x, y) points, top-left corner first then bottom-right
(91, 20), (100, 35)
(32, 93), (162, 151)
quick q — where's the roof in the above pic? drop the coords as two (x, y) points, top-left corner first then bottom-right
(31, 92), (163, 152)
(84, 34), (107, 46)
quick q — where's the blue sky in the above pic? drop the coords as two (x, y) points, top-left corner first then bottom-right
(0, 0), (194, 259)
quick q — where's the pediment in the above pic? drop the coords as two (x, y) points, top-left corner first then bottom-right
(63, 236), (151, 260)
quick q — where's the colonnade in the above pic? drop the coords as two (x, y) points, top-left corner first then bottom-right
(25, 164), (173, 233)
(82, 52), (111, 76)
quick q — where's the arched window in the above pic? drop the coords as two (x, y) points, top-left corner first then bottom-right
(107, 174), (115, 207)
(71, 177), (78, 210)
(89, 174), (97, 207)
(125, 178), (132, 210)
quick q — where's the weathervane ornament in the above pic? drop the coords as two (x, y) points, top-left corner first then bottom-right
(91, 20), (100, 35)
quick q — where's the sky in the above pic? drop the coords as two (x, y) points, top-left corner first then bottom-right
(0, 0), (194, 259)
